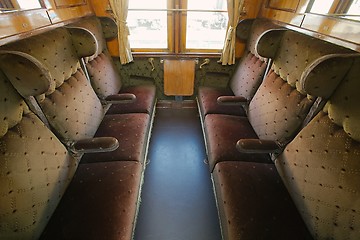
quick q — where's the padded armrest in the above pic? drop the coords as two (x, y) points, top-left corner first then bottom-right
(217, 96), (247, 106)
(70, 137), (119, 154)
(105, 93), (136, 104)
(236, 139), (281, 153)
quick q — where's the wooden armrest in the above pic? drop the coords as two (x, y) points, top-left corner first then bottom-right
(70, 137), (119, 154)
(105, 93), (136, 104)
(217, 96), (247, 106)
(236, 139), (281, 153)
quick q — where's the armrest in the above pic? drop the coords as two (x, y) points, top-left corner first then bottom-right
(217, 96), (247, 106)
(70, 137), (119, 154)
(105, 93), (136, 104)
(236, 139), (281, 153)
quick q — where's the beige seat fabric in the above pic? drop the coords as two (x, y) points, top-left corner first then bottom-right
(197, 19), (280, 119)
(69, 16), (157, 116)
(276, 57), (360, 239)
(0, 71), (78, 239)
(1, 27), (104, 143)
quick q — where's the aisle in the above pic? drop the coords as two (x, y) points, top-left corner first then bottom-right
(134, 102), (221, 240)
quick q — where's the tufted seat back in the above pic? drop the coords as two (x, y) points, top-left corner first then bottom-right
(247, 29), (355, 145)
(0, 27), (104, 143)
(69, 16), (122, 99)
(276, 57), (360, 239)
(0, 68), (78, 239)
(229, 19), (280, 99)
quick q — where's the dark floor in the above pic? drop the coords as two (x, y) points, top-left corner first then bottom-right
(134, 102), (222, 240)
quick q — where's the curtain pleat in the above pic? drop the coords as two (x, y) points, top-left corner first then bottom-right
(219, 0), (244, 65)
(109, 0), (133, 65)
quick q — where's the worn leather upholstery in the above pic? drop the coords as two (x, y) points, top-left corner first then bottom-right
(213, 162), (312, 240)
(69, 16), (156, 115)
(0, 70), (78, 239)
(197, 19), (279, 119)
(276, 57), (360, 239)
(204, 29), (356, 171)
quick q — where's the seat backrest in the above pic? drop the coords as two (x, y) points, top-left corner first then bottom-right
(276, 57), (360, 239)
(0, 64), (78, 239)
(0, 27), (104, 143)
(229, 19), (280, 100)
(69, 16), (123, 99)
(247, 29), (355, 145)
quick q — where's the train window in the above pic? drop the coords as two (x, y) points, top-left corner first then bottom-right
(307, 0), (360, 20)
(308, 0), (334, 15)
(185, 0), (228, 50)
(17, 0), (41, 9)
(127, 0), (227, 53)
(128, 0), (168, 50)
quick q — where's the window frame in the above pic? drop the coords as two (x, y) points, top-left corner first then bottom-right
(128, 0), (227, 54)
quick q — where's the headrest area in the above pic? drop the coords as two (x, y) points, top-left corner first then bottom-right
(323, 57), (360, 142)
(300, 53), (359, 98)
(99, 17), (118, 40)
(256, 29), (285, 59)
(68, 27), (98, 58)
(0, 71), (28, 138)
(258, 30), (355, 96)
(0, 51), (51, 97)
(236, 18), (255, 41)
(0, 27), (95, 96)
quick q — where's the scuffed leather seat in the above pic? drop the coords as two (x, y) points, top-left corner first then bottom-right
(0, 27), (151, 165)
(276, 57), (360, 240)
(197, 19), (279, 119)
(205, 29), (355, 171)
(69, 16), (156, 116)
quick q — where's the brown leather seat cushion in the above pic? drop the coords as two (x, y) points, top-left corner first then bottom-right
(107, 84), (156, 115)
(82, 113), (150, 164)
(198, 86), (246, 117)
(41, 161), (142, 240)
(204, 114), (270, 171)
(213, 161), (312, 240)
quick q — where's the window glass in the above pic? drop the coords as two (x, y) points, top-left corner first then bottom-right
(309, 0), (334, 14)
(186, 0), (228, 49)
(17, 0), (41, 9)
(128, 0), (168, 49)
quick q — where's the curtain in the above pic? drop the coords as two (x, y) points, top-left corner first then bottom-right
(109, 0), (133, 64)
(219, 0), (244, 65)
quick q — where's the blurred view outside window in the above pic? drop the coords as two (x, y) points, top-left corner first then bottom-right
(128, 0), (168, 49)
(127, 0), (227, 51)
(186, 0), (227, 49)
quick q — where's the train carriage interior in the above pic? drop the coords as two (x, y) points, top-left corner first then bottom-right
(0, 0), (359, 239)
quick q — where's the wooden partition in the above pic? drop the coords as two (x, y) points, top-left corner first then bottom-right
(164, 59), (195, 96)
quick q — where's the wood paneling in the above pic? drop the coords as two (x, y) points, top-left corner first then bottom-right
(54, 0), (86, 8)
(302, 14), (360, 45)
(0, 9), (51, 39)
(164, 59), (195, 96)
(47, 4), (92, 23)
(260, 7), (305, 26)
(267, 0), (300, 12)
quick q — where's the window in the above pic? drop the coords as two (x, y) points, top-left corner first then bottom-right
(127, 0), (228, 53)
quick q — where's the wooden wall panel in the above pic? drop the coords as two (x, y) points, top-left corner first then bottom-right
(164, 59), (195, 96)
(54, 0), (86, 8)
(47, 4), (92, 23)
(267, 0), (300, 12)
(302, 14), (360, 45)
(0, 9), (51, 40)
